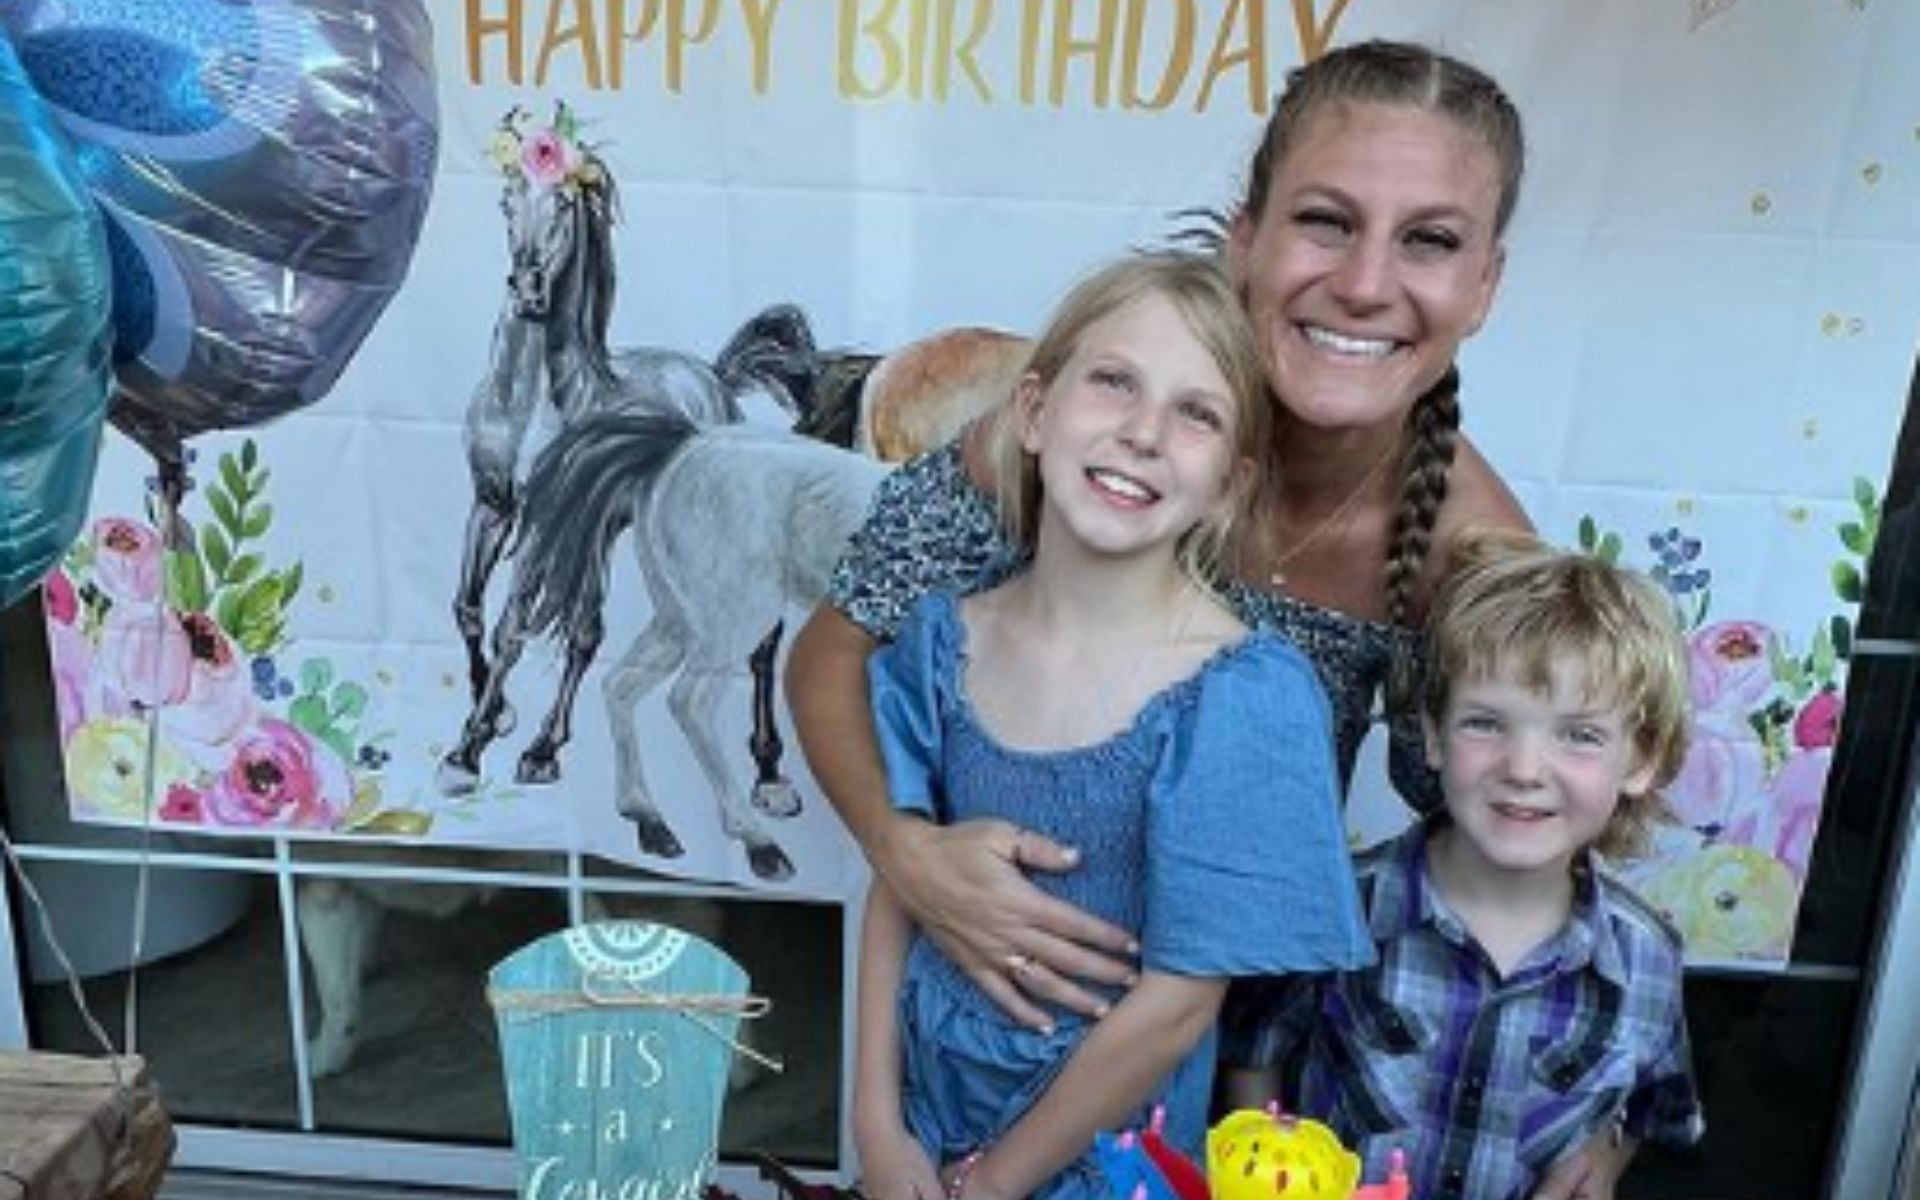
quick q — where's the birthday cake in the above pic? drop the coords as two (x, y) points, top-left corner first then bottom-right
(1096, 1107), (1408, 1200)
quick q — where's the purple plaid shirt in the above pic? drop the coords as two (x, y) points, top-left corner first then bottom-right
(1223, 819), (1704, 1200)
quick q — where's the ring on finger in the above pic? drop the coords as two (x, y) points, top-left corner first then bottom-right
(1005, 952), (1034, 976)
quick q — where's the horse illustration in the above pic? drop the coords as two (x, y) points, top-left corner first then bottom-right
(445, 410), (890, 880)
(453, 104), (807, 708)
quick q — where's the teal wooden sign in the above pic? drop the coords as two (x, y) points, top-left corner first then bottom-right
(489, 920), (765, 1200)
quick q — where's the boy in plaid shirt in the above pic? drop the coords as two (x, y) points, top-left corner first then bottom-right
(1224, 532), (1705, 1200)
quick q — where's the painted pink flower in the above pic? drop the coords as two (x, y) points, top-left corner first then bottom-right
(205, 718), (349, 829)
(520, 129), (572, 188)
(45, 618), (96, 743)
(1667, 715), (1767, 831)
(91, 517), (163, 605)
(1688, 620), (1777, 715)
(1792, 690), (1843, 750)
(161, 613), (257, 764)
(43, 567), (78, 625)
(97, 606), (193, 709)
(159, 783), (206, 824)
(1726, 747), (1829, 880)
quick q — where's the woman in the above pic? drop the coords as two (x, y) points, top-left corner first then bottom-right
(790, 37), (1528, 1034)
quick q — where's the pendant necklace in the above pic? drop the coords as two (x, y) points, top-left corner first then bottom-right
(1268, 448), (1397, 587)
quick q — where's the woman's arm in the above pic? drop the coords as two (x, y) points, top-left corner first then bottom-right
(958, 972), (1228, 1200)
(787, 607), (1137, 1026)
(853, 883), (944, 1200)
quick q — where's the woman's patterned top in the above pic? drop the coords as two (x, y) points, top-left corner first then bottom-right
(826, 441), (1441, 811)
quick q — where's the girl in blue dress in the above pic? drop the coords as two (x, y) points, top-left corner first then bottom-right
(851, 253), (1374, 1200)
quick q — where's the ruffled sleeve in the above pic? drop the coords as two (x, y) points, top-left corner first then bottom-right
(1142, 635), (1374, 978)
(865, 593), (961, 819)
(826, 438), (1024, 641)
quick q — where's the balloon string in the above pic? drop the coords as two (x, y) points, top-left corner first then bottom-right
(124, 463), (187, 1058)
(0, 827), (125, 1085)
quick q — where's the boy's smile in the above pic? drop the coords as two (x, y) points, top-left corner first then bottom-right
(1426, 659), (1658, 881)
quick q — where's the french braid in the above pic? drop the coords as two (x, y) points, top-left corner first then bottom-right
(1384, 366), (1461, 713)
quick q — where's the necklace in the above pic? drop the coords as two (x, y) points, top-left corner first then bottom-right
(1267, 447), (1397, 587)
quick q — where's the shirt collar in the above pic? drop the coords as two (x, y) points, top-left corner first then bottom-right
(1368, 816), (1629, 987)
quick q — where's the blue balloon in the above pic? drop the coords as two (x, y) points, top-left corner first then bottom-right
(0, 36), (112, 610)
(2, 0), (440, 464)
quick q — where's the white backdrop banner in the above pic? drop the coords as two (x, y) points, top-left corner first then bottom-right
(42, 1), (1920, 961)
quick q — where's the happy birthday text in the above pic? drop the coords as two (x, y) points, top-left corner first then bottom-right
(463, 0), (1354, 113)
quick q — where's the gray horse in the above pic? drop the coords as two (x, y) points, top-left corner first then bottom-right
(454, 105), (768, 714)
(446, 106), (812, 791)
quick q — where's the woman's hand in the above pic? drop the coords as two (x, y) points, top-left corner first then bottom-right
(856, 1124), (944, 1200)
(878, 816), (1138, 1029)
(787, 606), (1135, 1026)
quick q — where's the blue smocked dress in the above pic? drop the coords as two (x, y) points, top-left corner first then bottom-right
(868, 592), (1375, 1200)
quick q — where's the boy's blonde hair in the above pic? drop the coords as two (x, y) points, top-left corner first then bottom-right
(1422, 530), (1692, 860)
(984, 252), (1271, 586)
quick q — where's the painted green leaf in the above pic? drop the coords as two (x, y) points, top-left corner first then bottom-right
(165, 549), (209, 612)
(203, 525), (232, 578)
(240, 439), (258, 474)
(1597, 532), (1621, 565)
(1833, 561), (1863, 603)
(1854, 476), (1876, 511)
(208, 487), (241, 538)
(289, 694), (331, 737)
(282, 562), (304, 605)
(234, 575), (286, 654)
(1839, 522), (1867, 555)
(1578, 515), (1598, 551)
(319, 727), (354, 762)
(300, 657), (334, 695)
(1810, 622), (1836, 680)
(216, 588), (247, 638)
(227, 553), (262, 587)
(354, 810), (434, 836)
(220, 454), (246, 504)
(242, 503), (273, 540)
(1832, 615), (1853, 660)
(331, 681), (368, 721)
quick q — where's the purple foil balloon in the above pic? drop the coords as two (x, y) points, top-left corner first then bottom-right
(1, 0), (440, 465)
(0, 37), (112, 609)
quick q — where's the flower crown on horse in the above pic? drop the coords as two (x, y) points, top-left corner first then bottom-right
(490, 102), (606, 193)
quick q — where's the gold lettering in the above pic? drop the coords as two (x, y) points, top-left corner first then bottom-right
(1120, 0), (1190, 110)
(466, 0), (525, 85)
(1291, 0), (1352, 64)
(535, 0), (604, 88)
(738, 0), (785, 92)
(839, 0), (905, 99)
(665, 0), (725, 91)
(1196, 0), (1266, 115)
(606, 0), (661, 89)
(928, 0), (994, 101)
(1018, 0), (1043, 102)
(1047, 0), (1120, 107)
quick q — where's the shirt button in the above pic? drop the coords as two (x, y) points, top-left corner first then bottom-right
(1463, 1075), (1486, 1100)
(1442, 1167), (1466, 1196)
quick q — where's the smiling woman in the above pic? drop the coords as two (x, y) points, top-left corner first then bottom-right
(787, 38), (1532, 1033)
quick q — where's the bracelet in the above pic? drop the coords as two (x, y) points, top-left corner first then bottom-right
(946, 1150), (985, 1200)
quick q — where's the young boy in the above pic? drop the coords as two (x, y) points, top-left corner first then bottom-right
(1223, 531), (1705, 1200)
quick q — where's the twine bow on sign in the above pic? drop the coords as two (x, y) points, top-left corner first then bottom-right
(486, 973), (785, 1073)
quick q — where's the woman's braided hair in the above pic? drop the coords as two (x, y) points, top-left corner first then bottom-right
(1239, 40), (1526, 713)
